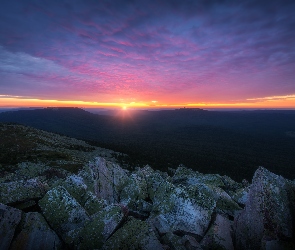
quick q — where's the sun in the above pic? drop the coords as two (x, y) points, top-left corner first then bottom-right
(122, 106), (127, 110)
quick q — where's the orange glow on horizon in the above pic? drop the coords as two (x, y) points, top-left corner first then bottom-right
(0, 95), (295, 110)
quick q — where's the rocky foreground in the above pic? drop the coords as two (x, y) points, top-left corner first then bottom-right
(1, 157), (295, 249)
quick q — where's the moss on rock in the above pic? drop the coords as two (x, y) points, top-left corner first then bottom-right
(103, 217), (163, 250)
(38, 186), (89, 243)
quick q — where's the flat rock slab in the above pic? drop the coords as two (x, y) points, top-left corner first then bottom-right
(10, 212), (62, 250)
(0, 203), (22, 250)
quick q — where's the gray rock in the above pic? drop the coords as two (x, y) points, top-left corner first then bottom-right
(152, 181), (215, 239)
(10, 212), (62, 250)
(201, 214), (234, 250)
(80, 157), (128, 204)
(231, 187), (250, 206)
(181, 235), (203, 250)
(172, 166), (225, 188)
(162, 232), (186, 250)
(172, 168), (242, 215)
(38, 186), (89, 243)
(189, 183), (241, 216)
(103, 217), (164, 250)
(71, 204), (125, 249)
(62, 174), (88, 205)
(234, 167), (295, 250)
(0, 203), (22, 250)
(15, 162), (67, 182)
(220, 175), (243, 191)
(152, 214), (171, 235)
(83, 191), (107, 215)
(120, 173), (148, 202)
(171, 166), (200, 186)
(212, 186), (242, 216)
(0, 178), (48, 204)
(119, 170), (149, 212)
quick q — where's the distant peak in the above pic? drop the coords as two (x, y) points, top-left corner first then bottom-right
(177, 108), (206, 111)
(46, 107), (81, 110)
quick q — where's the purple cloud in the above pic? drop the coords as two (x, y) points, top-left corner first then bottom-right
(0, 0), (294, 104)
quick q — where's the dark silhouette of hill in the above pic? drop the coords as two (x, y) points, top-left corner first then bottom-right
(0, 107), (295, 181)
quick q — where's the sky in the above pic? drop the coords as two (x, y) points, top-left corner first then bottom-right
(0, 0), (295, 109)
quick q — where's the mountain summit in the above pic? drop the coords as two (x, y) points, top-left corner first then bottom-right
(0, 124), (294, 249)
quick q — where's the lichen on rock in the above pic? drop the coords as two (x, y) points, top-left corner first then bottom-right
(38, 186), (89, 243)
(0, 178), (48, 205)
(103, 217), (163, 250)
(234, 166), (295, 250)
(70, 204), (125, 249)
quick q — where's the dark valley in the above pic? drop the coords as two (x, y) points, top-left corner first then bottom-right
(1, 107), (295, 181)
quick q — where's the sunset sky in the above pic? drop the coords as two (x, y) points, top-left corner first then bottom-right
(0, 0), (294, 109)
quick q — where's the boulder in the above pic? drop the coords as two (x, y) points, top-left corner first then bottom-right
(83, 191), (107, 215)
(171, 166), (200, 186)
(145, 171), (169, 201)
(80, 157), (128, 204)
(230, 187), (250, 206)
(162, 232), (186, 250)
(119, 171), (149, 212)
(120, 173), (148, 202)
(187, 183), (241, 217)
(201, 214), (234, 250)
(212, 186), (242, 216)
(220, 175), (243, 192)
(152, 214), (171, 235)
(38, 186), (89, 243)
(103, 217), (164, 250)
(71, 204), (125, 249)
(0, 178), (48, 204)
(234, 167), (295, 250)
(0, 203), (22, 250)
(181, 235), (203, 250)
(62, 174), (88, 205)
(151, 179), (215, 239)
(172, 166), (225, 188)
(10, 212), (62, 250)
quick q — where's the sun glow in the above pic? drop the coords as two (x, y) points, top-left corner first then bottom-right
(0, 95), (295, 109)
